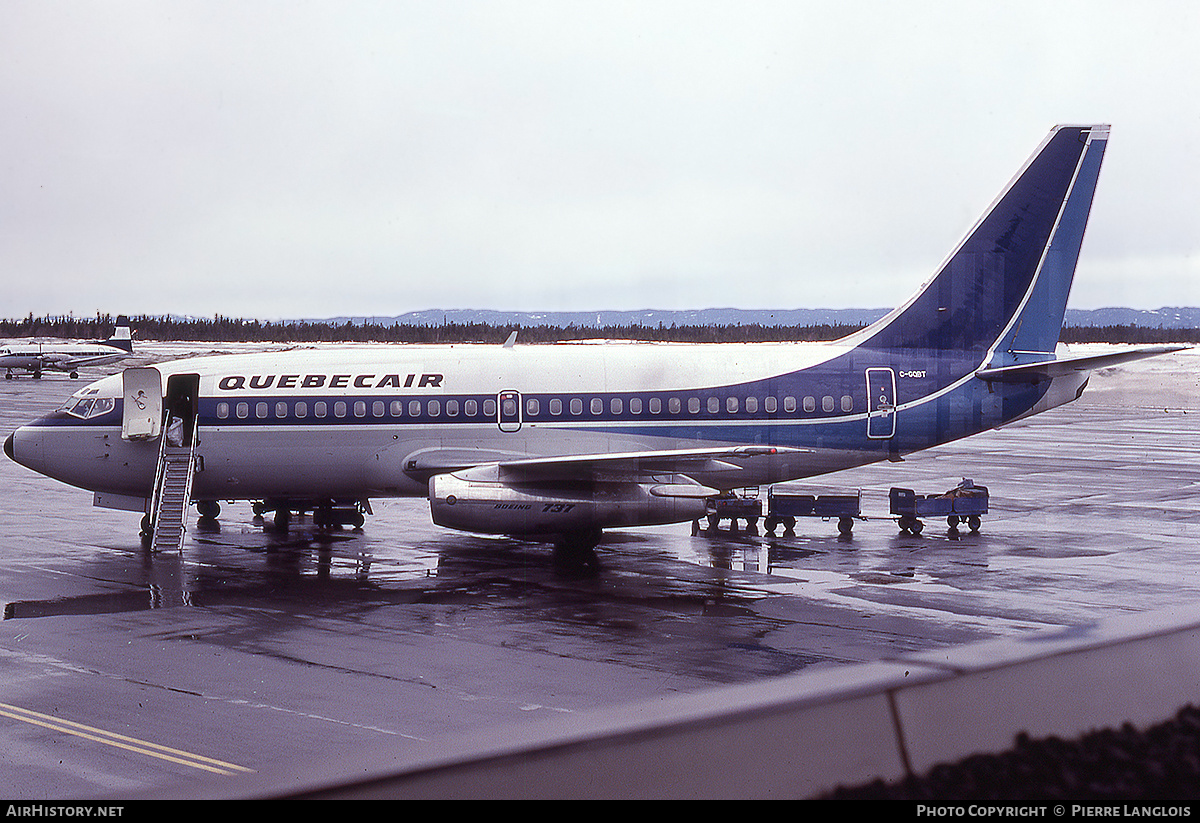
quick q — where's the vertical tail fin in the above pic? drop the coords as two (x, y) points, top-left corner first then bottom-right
(107, 315), (133, 353)
(847, 125), (1109, 360)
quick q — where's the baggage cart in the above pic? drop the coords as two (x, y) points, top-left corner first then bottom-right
(764, 488), (862, 536)
(889, 479), (988, 535)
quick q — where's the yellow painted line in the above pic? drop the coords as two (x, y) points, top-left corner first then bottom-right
(0, 702), (254, 776)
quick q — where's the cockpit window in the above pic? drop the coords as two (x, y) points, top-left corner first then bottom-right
(61, 393), (115, 419)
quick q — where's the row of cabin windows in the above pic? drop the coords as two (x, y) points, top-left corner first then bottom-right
(213, 393), (856, 421)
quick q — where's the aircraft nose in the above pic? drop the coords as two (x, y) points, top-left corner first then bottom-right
(4, 432), (13, 462)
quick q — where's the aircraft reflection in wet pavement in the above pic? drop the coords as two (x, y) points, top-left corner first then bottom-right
(0, 315), (133, 379)
(4, 125), (1184, 562)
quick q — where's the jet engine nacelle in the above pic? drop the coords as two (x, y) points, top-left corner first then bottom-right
(429, 468), (708, 536)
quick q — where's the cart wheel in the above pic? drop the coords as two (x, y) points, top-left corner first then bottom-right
(947, 515), (960, 530)
(968, 516), (981, 533)
(911, 520), (924, 535)
(838, 517), (854, 536)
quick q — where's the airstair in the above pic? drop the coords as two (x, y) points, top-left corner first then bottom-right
(147, 418), (197, 552)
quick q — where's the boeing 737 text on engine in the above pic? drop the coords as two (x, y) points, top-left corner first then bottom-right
(4, 125), (1184, 558)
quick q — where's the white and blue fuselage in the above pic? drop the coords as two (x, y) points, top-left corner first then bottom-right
(5, 125), (1181, 542)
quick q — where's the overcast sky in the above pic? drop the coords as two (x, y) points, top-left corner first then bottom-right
(2, 1), (1197, 321)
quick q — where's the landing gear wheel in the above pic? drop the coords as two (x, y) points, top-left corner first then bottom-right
(196, 500), (221, 519)
(553, 528), (602, 574)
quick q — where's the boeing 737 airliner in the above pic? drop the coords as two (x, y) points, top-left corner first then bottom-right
(3, 125), (1183, 558)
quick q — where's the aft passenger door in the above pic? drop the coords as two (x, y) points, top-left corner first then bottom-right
(865, 368), (896, 439)
(498, 390), (522, 433)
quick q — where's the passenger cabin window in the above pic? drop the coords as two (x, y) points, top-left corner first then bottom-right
(570, 398), (583, 415)
(296, 401), (308, 418)
(550, 398), (562, 415)
(314, 401), (327, 418)
(217, 402), (230, 419)
(841, 395), (853, 412)
(804, 396), (816, 413)
(822, 396), (834, 413)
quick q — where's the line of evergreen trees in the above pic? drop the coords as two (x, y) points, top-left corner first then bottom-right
(1, 313), (1197, 345)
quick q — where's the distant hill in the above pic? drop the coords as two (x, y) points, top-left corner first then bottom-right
(314, 307), (1200, 329)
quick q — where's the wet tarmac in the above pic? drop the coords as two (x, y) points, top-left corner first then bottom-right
(0, 343), (1197, 798)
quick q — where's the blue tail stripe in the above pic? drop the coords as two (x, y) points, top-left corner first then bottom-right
(997, 132), (1108, 361)
(858, 126), (1102, 355)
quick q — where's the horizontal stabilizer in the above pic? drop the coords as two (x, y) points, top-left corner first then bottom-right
(975, 345), (1189, 384)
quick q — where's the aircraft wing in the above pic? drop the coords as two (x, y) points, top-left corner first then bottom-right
(494, 445), (807, 482)
(412, 444), (809, 491)
(54, 353), (127, 369)
(976, 345), (1189, 384)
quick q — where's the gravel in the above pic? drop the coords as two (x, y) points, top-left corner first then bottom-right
(821, 705), (1200, 800)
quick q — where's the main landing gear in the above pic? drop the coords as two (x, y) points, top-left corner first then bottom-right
(250, 500), (369, 533)
(553, 528), (603, 574)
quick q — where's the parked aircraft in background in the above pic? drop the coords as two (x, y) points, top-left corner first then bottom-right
(1, 316), (133, 379)
(4, 126), (1185, 561)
